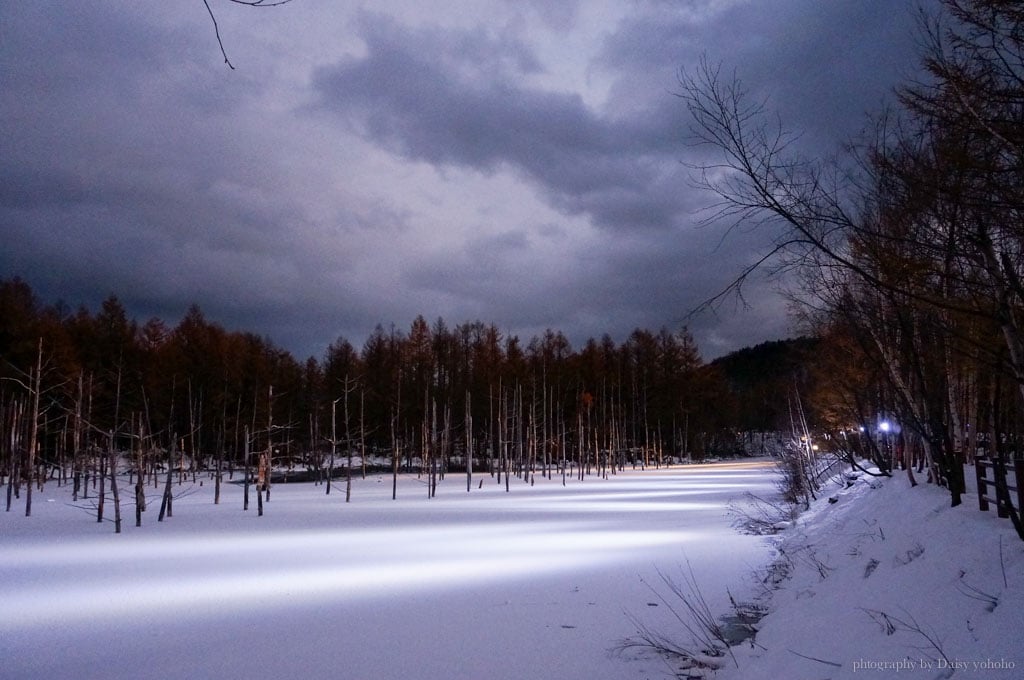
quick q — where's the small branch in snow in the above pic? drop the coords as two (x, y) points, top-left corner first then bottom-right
(787, 648), (843, 668)
(616, 562), (740, 669)
(999, 535), (1008, 589)
(955, 573), (999, 612)
(860, 607), (951, 666)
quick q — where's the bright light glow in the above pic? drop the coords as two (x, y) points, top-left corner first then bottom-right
(1, 462), (777, 636)
(0, 462), (778, 680)
(879, 421), (891, 433)
(2, 522), (687, 630)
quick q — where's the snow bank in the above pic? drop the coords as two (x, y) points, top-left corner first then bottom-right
(720, 468), (1024, 680)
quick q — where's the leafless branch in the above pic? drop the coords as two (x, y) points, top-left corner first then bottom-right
(202, 0), (296, 69)
(861, 606), (951, 665)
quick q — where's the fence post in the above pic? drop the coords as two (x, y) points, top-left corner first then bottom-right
(1015, 458), (1024, 518)
(995, 458), (1010, 519)
(976, 458), (989, 512)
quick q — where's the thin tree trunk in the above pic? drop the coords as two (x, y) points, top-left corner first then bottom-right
(158, 436), (175, 522)
(466, 390), (472, 492)
(265, 385), (273, 503)
(244, 426), (251, 511)
(345, 376), (354, 503)
(391, 410), (398, 501)
(215, 396), (225, 505)
(96, 448), (106, 523)
(327, 400), (335, 496)
(6, 399), (24, 512)
(135, 421), (145, 527)
(24, 338), (43, 517)
(109, 433), (121, 534)
(360, 389), (367, 480)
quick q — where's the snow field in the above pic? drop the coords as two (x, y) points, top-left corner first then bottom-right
(1, 461), (776, 680)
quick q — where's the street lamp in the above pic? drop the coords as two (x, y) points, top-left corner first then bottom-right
(877, 419), (896, 466)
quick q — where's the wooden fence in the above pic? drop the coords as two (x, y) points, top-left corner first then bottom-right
(975, 457), (1024, 519)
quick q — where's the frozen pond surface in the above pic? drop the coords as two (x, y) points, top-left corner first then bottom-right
(1, 461), (775, 680)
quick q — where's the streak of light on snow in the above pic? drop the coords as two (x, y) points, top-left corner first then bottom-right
(1, 461), (777, 680)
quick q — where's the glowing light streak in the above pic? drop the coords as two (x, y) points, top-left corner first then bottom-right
(1, 523), (687, 631)
(1, 461), (776, 640)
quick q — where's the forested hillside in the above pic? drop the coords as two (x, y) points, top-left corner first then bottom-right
(711, 337), (819, 432)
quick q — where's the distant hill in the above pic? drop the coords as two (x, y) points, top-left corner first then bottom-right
(710, 337), (821, 431)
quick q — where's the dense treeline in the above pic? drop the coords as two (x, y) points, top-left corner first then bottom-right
(2, 276), (796, 517)
(712, 338), (820, 433)
(682, 0), (1024, 537)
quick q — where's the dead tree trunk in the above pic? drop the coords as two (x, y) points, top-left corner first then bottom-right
(465, 390), (472, 492)
(265, 385), (273, 503)
(244, 426), (251, 511)
(72, 373), (84, 501)
(6, 398), (24, 512)
(327, 399), (336, 496)
(360, 389), (367, 480)
(135, 421), (146, 527)
(24, 338), (43, 517)
(96, 448), (106, 523)
(215, 398), (225, 505)
(109, 432), (121, 534)
(345, 376), (355, 503)
(391, 409), (399, 500)
(158, 436), (176, 522)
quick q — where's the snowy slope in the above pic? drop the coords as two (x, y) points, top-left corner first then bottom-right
(720, 468), (1024, 680)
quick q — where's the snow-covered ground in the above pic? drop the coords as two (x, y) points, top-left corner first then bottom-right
(1, 462), (776, 680)
(720, 468), (1024, 680)
(4, 461), (1020, 680)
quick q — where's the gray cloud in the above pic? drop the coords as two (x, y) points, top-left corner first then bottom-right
(311, 12), (693, 234)
(0, 1), (928, 360)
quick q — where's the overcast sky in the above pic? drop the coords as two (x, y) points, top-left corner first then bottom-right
(0, 1), (928, 361)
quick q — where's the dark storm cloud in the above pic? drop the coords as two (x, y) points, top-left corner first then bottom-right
(0, 168), (91, 210)
(0, 1), (931, 361)
(3, 5), (163, 94)
(304, 1), (928, 354)
(309, 1), (927, 268)
(311, 12), (692, 233)
(599, 0), (930, 153)
(1, 5), (336, 345)
(400, 207), (774, 352)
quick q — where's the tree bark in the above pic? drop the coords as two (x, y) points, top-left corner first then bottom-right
(24, 338), (42, 517)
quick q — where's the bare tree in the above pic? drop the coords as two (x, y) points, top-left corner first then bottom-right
(675, 50), (988, 507)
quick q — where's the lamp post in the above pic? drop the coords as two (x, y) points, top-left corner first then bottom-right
(879, 420), (892, 466)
